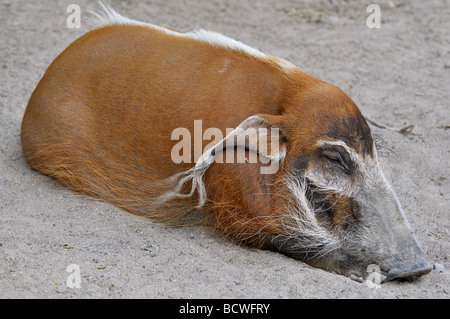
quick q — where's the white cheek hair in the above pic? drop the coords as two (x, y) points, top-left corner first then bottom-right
(275, 175), (342, 258)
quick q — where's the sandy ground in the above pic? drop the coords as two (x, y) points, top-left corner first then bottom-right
(0, 0), (449, 299)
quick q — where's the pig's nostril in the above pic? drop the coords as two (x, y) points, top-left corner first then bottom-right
(388, 268), (402, 277)
(388, 260), (433, 280)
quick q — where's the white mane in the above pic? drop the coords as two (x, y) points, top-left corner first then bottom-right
(90, 2), (268, 60)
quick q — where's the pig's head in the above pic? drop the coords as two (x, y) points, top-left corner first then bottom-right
(164, 81), (432, 282)
(264, 83), (432, 282)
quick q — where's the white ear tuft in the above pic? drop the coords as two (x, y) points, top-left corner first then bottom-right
(156, 115), (286, 207)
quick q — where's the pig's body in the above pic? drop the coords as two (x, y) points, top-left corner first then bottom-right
(22, 22), (300, 218)
(21, 7), (432, 282)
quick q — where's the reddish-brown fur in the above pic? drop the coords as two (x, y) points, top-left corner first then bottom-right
(21, 24), (369, 248)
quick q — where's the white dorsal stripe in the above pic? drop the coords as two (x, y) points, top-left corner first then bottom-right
(90, 2), (268, 59)
(186, 29), (267, 59)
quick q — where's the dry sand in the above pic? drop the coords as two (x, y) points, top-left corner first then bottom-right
(0, 0), (448, 298)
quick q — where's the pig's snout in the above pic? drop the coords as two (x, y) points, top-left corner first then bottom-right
(387, 261), (433, 280)
(381, 240), (432, 281)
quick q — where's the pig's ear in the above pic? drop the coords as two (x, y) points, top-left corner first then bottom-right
(209, 115), (286, 168)
(157, 115), (286, 207)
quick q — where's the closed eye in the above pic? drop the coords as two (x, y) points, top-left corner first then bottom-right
(322, 149), (350, 172)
